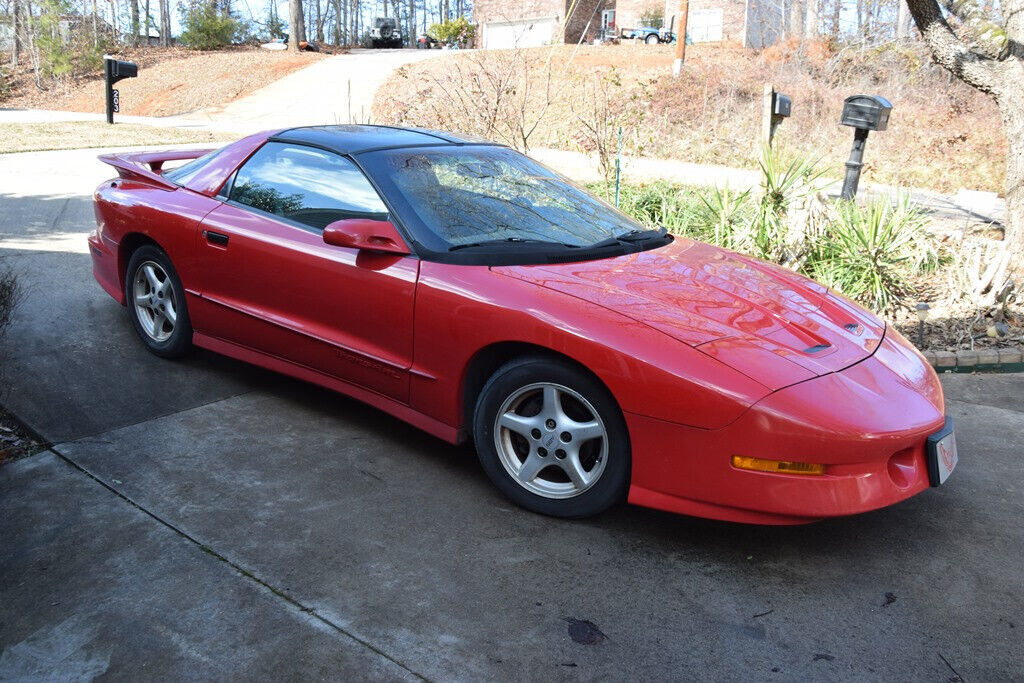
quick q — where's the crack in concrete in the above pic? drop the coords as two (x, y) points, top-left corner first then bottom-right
(48, 445), (431, 682)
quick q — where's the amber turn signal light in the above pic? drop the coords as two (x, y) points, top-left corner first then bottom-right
(731, 455), (826, 476)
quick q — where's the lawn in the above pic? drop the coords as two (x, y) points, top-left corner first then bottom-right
(0, 121), (235, 154)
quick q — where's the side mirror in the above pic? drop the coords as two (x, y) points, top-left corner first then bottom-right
(323, 218), (410, 255)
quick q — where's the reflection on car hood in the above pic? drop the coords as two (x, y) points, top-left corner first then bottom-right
(495, 238), (885, 390)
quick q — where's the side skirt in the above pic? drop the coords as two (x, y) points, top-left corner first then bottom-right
(192, 331), (461, 445)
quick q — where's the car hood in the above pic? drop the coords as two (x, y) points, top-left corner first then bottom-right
(494, 238), (885, 390)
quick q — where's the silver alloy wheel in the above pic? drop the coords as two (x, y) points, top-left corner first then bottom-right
(494, 382), (609, 499)
(132, 260), (177, 343)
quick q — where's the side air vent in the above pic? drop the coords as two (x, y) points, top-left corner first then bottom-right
(804, 344), (831, 354)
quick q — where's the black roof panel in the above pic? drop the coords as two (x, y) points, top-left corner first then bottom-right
(269, 125), (493, 155)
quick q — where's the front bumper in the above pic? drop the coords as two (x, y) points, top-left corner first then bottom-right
(626, 330), (947, 524)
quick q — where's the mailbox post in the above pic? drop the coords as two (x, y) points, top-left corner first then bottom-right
(761, 83), (792, 148)
(839, 95), (892, 199)
(103, 55), (138, 124)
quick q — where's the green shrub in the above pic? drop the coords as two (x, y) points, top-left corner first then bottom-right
(606, 176), (937, 315)
(806, 195), (934, 313)
(428, 17), (475, 46)
(693, 185), (755, 251)
(179, 2), (242, 50)
(638, 7), (664, 28)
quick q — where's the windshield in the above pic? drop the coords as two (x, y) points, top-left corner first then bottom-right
(358, 146), (647, 254)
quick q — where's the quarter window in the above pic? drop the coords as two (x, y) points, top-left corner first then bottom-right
(229, 142), (389, 230)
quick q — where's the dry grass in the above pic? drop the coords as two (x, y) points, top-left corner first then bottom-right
(3, 46), (325, 117)
(0, 121), (235, 154)
(373, 42), (1004, 195)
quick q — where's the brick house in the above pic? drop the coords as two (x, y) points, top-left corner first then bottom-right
(474, 0), (785, 49)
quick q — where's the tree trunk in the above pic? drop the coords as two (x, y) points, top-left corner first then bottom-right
(315, 0), (324, 42)
(804, 0), (818, 37)
(144, 0), (151, 45)
(130, 0), (140, 46)
(895, 0), (911, 39)
(289, 0), (306, 50)
(407, 0), (414, 42)
(998, 87), (1024, 268)
(789, 0), (803, 39)
(159, 0), (170, 46)
(11, 0), (21, 66)
(332, 0), (341, 44)
(905, 0), (1024, 269)
(830, 0), (840, 38)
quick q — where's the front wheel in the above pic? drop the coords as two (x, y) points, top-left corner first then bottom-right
(125, 244), (193, 358)
(473, 357), (630, 518)
(645, 33), (659, 44)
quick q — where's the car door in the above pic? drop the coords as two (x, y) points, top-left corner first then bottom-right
(189, 141), (418, 403)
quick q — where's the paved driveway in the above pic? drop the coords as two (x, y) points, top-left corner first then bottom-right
(1, 149), (1022, 680)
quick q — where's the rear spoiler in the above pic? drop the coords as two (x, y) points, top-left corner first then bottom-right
(97, 149), (215, 190)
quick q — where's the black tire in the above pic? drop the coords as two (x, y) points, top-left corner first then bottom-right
(124, 244), (193, 359)
(645, 33), (659, 44)
(473, 357), (630, 518)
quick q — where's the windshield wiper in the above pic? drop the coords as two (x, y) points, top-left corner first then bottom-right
(617, 227), (668, 242)
(587, 227), (668, 250)
(448, 237), (578, 252)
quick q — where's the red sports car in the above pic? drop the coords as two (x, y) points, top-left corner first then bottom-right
(89, 125), (958, 523)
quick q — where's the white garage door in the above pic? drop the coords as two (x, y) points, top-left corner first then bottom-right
(483, 18), (557, 49)
(688, 8), (724, 42)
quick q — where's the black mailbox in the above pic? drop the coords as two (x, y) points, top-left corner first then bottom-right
(105, 58), (138, 80)
(840, 94), (891, 131)
(103, 55), (138, 124)
(773, 93), (792, 118)
(838, 94), (893, 199)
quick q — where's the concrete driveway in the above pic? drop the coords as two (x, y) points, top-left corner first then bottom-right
(0, 48), (446, 135)
(1, 148), (1022, 681)
(193, 48), (446, 132)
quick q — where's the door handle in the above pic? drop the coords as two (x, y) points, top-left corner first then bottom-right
(203, 230), (229, 247)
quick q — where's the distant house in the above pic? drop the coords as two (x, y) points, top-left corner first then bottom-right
(0, 13), (118, 52)
(473, 0), (788, 49)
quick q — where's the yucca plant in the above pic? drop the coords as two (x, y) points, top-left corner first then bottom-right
(693, 185), (755, 250)
(808, 195), (933, 313)
(755, 146), (828, 263)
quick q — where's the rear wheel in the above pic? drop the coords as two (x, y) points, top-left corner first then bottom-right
(473, 357), (630, 518)
(125, 245), (193, 358)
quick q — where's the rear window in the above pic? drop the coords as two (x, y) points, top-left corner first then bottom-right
(163, 148), (225, 186)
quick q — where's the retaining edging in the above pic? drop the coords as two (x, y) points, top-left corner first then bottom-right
(922, 347), (1024, 373)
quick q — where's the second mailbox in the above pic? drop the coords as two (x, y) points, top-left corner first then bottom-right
(840, 95), (892, 131)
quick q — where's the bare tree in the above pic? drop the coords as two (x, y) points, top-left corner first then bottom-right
(904, 0), (1024, 268)
(159, 0), (171, 46)
(10, 0), (22, 66)
(289, 0), (306, 50)
(805, 0), (819, 37)
(789, 0), (803, 39)
(895, 0), (911, 39)
(130, 0), (140, 46)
